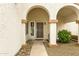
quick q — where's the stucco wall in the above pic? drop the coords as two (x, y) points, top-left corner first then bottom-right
(0, 4), (25, 56)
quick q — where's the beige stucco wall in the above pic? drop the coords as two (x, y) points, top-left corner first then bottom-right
(0, 4), (25, 55)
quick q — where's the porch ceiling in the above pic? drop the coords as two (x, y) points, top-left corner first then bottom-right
(27, 8), (49, 21)
(57, 7), (77, 19)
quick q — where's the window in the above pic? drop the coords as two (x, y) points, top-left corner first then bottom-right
(26, 22), (28, 34)
(31, 22), (34, 36)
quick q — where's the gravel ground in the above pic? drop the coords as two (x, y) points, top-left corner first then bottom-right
(15, 40), (33, 56)
(44, 41), (79, 56)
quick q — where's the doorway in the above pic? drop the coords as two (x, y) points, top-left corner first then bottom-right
(26, 7), (49, 40)
(36, 22), (43, 38)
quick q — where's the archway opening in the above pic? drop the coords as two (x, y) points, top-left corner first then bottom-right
(57, 6), (78, 42)
(26, 6), (49, 41)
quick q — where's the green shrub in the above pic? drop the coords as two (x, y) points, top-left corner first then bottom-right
(58, 30), (71, 43)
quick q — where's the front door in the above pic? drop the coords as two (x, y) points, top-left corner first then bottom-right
(36, 22), (43, 38)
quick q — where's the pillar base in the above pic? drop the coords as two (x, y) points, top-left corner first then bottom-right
(75, 43), (79, 46)
(48, 43), (58, 47)
(21, 43), (27, 49)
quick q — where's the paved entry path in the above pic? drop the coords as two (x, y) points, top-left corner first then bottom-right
(30, 40), (48, 56)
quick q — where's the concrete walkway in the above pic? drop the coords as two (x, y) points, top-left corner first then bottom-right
(30, 40), (48, 56)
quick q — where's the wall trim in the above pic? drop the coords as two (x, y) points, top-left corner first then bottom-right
(48, 20), (58, 24)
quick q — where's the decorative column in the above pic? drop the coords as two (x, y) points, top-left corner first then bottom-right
(48, 19), (58, 47)
(76, 20), (79, 44)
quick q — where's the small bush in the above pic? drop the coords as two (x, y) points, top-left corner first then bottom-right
(58, 30), (71, 43)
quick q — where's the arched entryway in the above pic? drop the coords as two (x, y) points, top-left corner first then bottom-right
(57, 5), (79, 43)
(26, 5), (49, 41)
